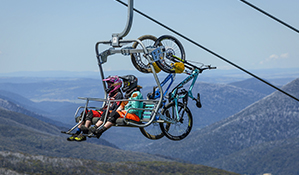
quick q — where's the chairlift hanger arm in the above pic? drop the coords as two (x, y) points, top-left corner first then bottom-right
(95, 39), (155, 64)
(111, 0), (134, 47)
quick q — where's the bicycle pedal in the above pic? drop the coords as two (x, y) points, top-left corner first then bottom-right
(196, 101), (202, 108)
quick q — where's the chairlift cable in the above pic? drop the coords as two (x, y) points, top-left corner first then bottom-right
(240, 0), (299, 34)
(115, 0), (299, 102)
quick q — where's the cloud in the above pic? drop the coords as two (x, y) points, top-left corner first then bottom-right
(280, 53), (289, 58)
(259, 53), (289, 65)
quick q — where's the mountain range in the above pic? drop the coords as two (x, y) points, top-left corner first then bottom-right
(0, 73), (298, 174)
(0, 77), (273, 152)
(0, 77), (271, 128)
(137, 78), (299, 175)
(0, 93), (238, 174)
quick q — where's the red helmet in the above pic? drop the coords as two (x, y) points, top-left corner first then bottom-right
(103, 76), (122, 94)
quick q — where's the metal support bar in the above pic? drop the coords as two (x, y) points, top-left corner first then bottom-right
(112, 0), (134, 47)
(78, 97), (163, 128)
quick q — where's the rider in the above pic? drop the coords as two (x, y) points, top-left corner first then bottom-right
(67, 75), (123, 141)
(89, 75), (143, 138)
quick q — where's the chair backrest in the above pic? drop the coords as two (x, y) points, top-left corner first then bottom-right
(141, 101), (156, 121)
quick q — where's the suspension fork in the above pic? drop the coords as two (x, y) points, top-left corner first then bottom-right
(187, 70), (202, 108)
(187, 69), (199, 100)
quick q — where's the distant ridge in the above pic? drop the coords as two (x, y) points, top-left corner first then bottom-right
(229, 78), (277, 95)
(0, 70), (149, 78)
(1, 68), (298, 84)
(138, 78), (299, 175)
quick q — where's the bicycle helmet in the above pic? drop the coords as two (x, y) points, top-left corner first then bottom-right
(103, 75), (122, 94)
(120, 75), (138, 93)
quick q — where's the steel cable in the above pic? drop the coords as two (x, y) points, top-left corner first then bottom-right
(240, 0), (299, 34)
(115, 0), (299, 102)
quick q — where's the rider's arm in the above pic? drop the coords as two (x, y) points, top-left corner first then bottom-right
(117, 103), (124, 111)
(109, 92), (123, 111)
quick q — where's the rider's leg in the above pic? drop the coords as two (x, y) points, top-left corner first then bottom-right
(85, 120), (92, 128)
(89, 116), (104, 134)
(80, 110), (94, 134)
(94, 120), (103, 128)
(94, 111), (120, 138)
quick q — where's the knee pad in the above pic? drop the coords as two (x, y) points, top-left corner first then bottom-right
(107, 111), (120, 123)
(86, 110), (94, 121)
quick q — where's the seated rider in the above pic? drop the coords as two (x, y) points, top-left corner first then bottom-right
(89, 75), (143, 138)
(67, 75), (123, 141)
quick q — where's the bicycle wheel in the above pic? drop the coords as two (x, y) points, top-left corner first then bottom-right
(139, 122), (165, 140)
(159, 102), (192, 141)
(154, 35), (185, 73)
(131, 35), (161, 73)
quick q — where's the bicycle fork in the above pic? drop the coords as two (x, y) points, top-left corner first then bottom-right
(159, 100), (182, 124)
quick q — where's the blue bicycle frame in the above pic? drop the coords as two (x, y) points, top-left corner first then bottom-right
(148, 73), (176, 104)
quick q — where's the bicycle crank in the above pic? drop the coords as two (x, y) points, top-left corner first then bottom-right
(196, 93), (202, 108)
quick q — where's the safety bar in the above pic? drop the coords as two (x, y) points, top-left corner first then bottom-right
(123, 107), (157, 127)
(77, 97), (160, 128)
(61, 99), (90, 134)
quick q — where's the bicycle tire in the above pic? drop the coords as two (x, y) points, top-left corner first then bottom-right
(139, 122), (165, 140)
(154, 35), (186, 73)
(159, 101), (192, 141)
(131, 35), (161, 73)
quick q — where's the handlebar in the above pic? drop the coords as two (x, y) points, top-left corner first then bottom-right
(185, 64), (216, 74)
(167, 54), (216, 72)
(201, 65), (217, 71)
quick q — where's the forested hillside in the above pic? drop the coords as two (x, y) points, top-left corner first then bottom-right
(0, 107), (172, 162)
(0, 151), (239, 175)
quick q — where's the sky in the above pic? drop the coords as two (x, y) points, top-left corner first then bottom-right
(0, 0), (299, 76)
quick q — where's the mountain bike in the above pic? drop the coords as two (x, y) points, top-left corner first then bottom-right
(159, 60), (216, 140)
(131, 34), (215, 140)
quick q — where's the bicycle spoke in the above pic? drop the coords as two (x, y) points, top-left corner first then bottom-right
(139, 122), (164, 140)
(154, 35), (185, 73)
(160, 102), (192, 140)
(131, 35), (158, 73)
